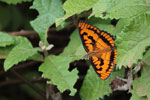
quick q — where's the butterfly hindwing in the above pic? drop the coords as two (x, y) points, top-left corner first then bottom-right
(89, 49), (117, 80)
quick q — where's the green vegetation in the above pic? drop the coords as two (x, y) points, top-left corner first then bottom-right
(0, 0), (150, 100)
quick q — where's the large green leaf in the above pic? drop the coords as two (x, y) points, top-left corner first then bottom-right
(130, 66), (150, 100)
(80, 66), (124, 100)
(0, 0), (32, 4)
(0, 32), (15, 47)
(30, 0), (64, 45)
(91, 0), (150, 19)
(4, 37), (38, 71)
(56, 0), (98, 25)
(39, 28), (82, 96)
(63, 0), (98, 19)
(39, 56), (78, 96)
(116, 14), (150, 69)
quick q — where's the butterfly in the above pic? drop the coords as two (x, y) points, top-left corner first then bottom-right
(78, 21), (117, 80)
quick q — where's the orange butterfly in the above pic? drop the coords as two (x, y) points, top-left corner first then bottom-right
(78, 21), (117, 80)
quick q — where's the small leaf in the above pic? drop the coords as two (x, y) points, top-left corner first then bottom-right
(0, 36), (35, 59)
(80, 66), (125, 100)
(30, 0), (64, 45)
(4, 37), (38, 71)
(39, 56), (78, 96)
(0, 32), (15, 47)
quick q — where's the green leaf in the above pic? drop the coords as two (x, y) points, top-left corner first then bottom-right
(80, 66), (125, 100)
(39, 56), (78, 96)
(0, 0), (32, 4)
(4, 37), (38, 71)
(115, 18), (131, 34)
(0, 32), (15, 47)
(56, 0), (98, 25)
(0, 36), (38, 59)
(91, 0), (150, 19)
(39, 29), (82, 96)
(30, 0), (64, 45)
(61, 29), (85, 58)
(116, 14), (150, 69)
(13, 36), (33, 46)
(130, 66), (150, 100)
(63, 0), (98, 19)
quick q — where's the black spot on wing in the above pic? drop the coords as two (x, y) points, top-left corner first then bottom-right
(88, 36), (96, 45)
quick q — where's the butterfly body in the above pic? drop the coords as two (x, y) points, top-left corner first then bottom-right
(78, 21), (117, 80)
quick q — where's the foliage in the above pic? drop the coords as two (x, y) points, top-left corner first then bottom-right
(2, 36), (42, 71)
(0, 0), (32, 4)
(0, 0), (150, 100)
(30, 0), (64, 45)
(116, 14), (150, 69)
(80, 66), (124, 100)
(39, 56), (78, 96)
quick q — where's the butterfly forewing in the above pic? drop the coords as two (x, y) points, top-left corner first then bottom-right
(78, 21), (117, 80)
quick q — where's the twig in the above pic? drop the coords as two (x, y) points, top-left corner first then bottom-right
(0, 77), (46, 88)
(127, 68), (133, 91)
(0, 61), (40, 76)
(10, 69), (46, 99)
(8, 30), (38, 38)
